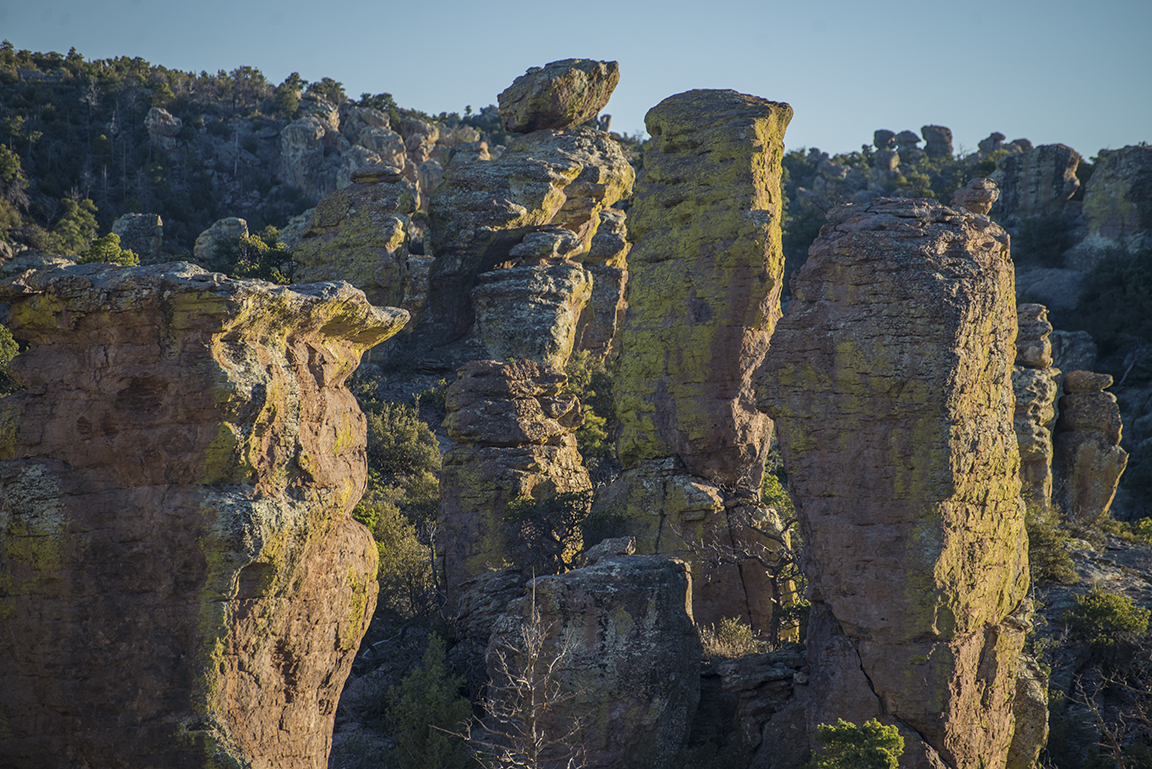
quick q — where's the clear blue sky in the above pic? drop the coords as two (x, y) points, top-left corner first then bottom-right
(2, 0), (1149, 159)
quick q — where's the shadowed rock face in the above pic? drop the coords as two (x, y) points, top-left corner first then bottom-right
(0, 263), (407, 769)
(488, 555), (699, 769)
(601, 89), (793, 634)
(439, 360), (590, 601)
(1014, 303), (1060, 508)
(991, 144), (1081, 222)
(1054, 370), (1128, 523)
(758, 198), (1033, 769)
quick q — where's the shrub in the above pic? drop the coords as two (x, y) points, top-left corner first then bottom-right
(386, 634), (472, 769)
(699, 616), (764, 659)
(76, 232), (139, 265)
(504, 490), (593, 575)
(365, 401), (441, 478)
(0, 323), (20, 396)
(813, 719), (904, 769)
(1063, 586), (1150, 649)
(1026, 504), (1078, 585)
(366, 496), (435, 618)
(209, 234), (291, 283)
(564, 351), (615, 459)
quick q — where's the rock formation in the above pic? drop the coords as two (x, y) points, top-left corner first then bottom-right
(874, 129), (896, 150)
(921, 124), (953, 159)
(290, 167), (418, 309)
(951, 177), (999, 216)
(601, 89), (793, 634)
(417, 109), (633, 368)
(438, 360), (590, 600)
(991, 144), (1081, 222)
(111, 212), (164, 260)
(1071, 144), (1152, 268)
(498, 59), (620, 133)
(1013, 303), (1060, 507)
(0, 263), (407, 768)
(572, 207), (631, 363)
(193, 216), (249, 262)
(1054, 370), (1128, 523)
(487, 554), (699, 769)
(1050, 329), (1097, 374)
(145, 106), (183, 152)
(758, 198), (1034, 769)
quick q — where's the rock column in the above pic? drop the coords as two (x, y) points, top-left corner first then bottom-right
(600, 89), (793, 633)
(1013, 303), (1061, 508)
(439, 360), (590, 600)
(1053, 370), (1128, 522)
(0, 264), (407, 769)
(758, 199), (1032, 769)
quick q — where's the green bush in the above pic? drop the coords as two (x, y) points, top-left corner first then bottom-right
(1063, 586), (1150, 648)
(355, 493), (435, 618)
(1026, 504), (1078, 585)
(365, 402), (442, 479)
(0, 323), (20, 396)
(76, 232), (139, 265)
(813, 719), (904, 769)
(208, 233), (292, 283)
(386, 634), (472, 769)
(564, 351), (615, 458)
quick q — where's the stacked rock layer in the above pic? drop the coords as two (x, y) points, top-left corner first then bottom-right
(0, 264), (406, 769)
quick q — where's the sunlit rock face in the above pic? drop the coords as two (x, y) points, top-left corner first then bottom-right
(0, 263), (406, 769)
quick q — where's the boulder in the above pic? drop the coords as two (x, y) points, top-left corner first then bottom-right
(498, 59), (620, 133)
(605, 88), (793, 634)
(0, 263), (408, 769)
(921, 124), (953, 158)
(290, 169), (417, 308)
(873, 129), (896, 150)
(979, 132), (1007, 154)
(438, 360), (590, 601)
(111, 213), (164, 260)
(418, 127), (633, 365)
(758, 197), (1033, 769)
(1054, 370), (1128, 522)
(487, 555), (699, 769)
(144, 107), (182, 152)
(193, 216), (248, 262)
(991, 144), (1081, 222)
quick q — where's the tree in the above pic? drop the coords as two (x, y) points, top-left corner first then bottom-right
(307, 76), (346, 103)
(76, 232), (138, 265)
(386, 634), (472, 769)
(50, 197), (99, 255)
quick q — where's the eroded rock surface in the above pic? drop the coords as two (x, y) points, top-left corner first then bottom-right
(112, 213), (164, 260)
(1071, 144), (1152, 268)
(439, 360), (590, 601)
(498, 59), (620, 133)
(991, 143), (1081, 222)
(0, 263), (407, 768)
(758, 198), (1033, 769)
(488, 555), (699, 769)
(1054, 370), (1128, 522)
(290, 167), (418, 308)
(1014, 303), (1060, 507)
(193, 215), (248, 262)
(602, 89), (792, 633)
(418, 127), (633, 366)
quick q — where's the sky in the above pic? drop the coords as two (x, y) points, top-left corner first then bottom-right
(2, 0), (1149, 159)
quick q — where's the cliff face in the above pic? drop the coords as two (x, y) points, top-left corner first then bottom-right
(759, 198), (1033, 769)
(0, 263), (406, 769)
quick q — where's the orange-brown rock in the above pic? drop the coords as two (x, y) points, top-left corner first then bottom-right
(1054, 370), (1128, 523)
(758, 198), (1033, 769)
(602, 89), (792, 634)
(0, 263), (407, 769)
(439, 360), (590, 601)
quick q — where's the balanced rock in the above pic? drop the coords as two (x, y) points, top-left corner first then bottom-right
(111, 212), (164, 260)
(498, 59), (620, 133)
(758, 197), (1033, 769)
(419, 127), (633, 364)
(193, 216), (248, 262)
(439, 360), (590, 601)
(921, 124), (953, 158)
(951, 177), (1000, 216)
(1054, 370), (1128, 522)
(991, 144), (1081, 222)
(873, 129), (896, 150)
(1013, 303), (1060, 507)
(0, 263), (407, 769)
(290, 169), (417, 308)
(605, 89), (793, 633)
(488, 555), (699, 769)
(979, 132), (1007, 154)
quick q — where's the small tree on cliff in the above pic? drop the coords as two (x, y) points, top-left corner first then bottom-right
(813, 719), (904, 769)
